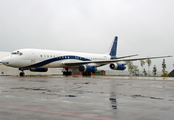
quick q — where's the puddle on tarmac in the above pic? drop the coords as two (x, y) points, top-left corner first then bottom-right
(131, 94), (164, 100)
(19, 79), (47, 82)
(11, 87), (51, 92)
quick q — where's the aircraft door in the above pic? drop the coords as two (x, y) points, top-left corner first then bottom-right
(31, 51), (36, 64)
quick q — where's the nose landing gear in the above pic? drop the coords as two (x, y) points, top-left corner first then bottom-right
(19, 68), (25, 77)
(19, 71), (25, 77)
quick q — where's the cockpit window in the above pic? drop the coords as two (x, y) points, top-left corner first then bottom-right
(11, 52), (17, 55)
(11, 51), (23, 56)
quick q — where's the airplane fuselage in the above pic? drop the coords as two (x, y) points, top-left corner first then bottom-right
(2, 48), (111, 69)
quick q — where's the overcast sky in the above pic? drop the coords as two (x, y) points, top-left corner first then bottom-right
(0, 0), (174, 72)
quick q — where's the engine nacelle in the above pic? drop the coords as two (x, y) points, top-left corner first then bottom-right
(30, 68), (48, 72)
(109, 63), (126, 70)
(79, 65), (97, 73)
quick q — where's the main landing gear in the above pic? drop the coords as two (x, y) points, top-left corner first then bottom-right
(82, 72), (91, 76)
(63, 68), (72, 76)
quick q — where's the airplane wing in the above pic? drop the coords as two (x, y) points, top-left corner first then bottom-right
(112, 54), (138, 59)
(62, 55), (172, 67)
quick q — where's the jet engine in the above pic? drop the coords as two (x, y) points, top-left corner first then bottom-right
(79, 65), (96, 73)
(30, 68), (48, 72)
(109, 63), (126, 70)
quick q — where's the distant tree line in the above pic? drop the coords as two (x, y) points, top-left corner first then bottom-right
(127, 59), (168, 77)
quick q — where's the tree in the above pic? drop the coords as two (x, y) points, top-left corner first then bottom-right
(146, 59), (151, 76)
(127, 61), (134, 74)
(143, 68), (147, 76)
(162, 59), (168, 77)
(133, 65), (139, 75)
(140, 60), (146, 74)
(127, 61), (139, 75)
(162, 59), (166, 72)
(140, 60), (146, 67)
(153, 65), (157, 76)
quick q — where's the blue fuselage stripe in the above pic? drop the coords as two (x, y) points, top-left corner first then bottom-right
(26, 55), (91, 68)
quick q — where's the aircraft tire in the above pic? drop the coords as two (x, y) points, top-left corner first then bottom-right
(85, 72), (89, 76)
(68, 72), (72, 75)
(82, 72), (86, 76)
(86, 72), (91, 76)
(82, 72), (91, 77)
(19, 72), (25, 77)
(63, 72), (72, 76)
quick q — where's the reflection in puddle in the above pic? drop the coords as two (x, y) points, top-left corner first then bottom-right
(11, 87), (77, 98)
(110, 84), (117, 110)
(110, 95), (117, 109)
(65, 95), (77, 97)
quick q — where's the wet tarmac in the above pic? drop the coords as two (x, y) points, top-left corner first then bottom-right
(0, 76), (174, 120)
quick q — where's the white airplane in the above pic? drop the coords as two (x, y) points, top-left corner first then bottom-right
(1, 36), (171, 77)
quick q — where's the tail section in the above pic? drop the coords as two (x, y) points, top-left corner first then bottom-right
(108, 36), (118, 59)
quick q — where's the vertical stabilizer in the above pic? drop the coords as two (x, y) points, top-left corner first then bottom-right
(108, 36), (118, 58)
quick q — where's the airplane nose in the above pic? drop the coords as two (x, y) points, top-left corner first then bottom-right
(1, 57), (11, 65)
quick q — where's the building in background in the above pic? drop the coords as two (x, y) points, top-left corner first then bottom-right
(169, 69), (174, 77)
(95, 70), (106, 75)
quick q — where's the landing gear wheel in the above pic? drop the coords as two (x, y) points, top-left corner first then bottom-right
(82, 72), (86, 76)
(86, 72), (91, 76)
(19, 72), (25, 77)
(63, 68), (72, 76)
(86, 72), (89, 76)
(88, 72), (91, 76)
(82, 72), (91, 77)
